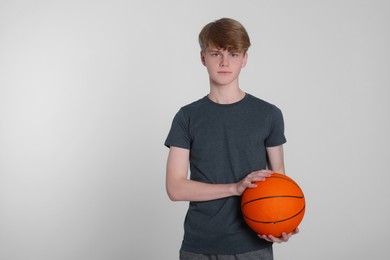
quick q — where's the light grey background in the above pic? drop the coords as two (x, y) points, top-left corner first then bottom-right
(1, 0), (389, 259)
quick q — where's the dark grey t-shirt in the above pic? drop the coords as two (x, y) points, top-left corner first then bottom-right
(164, 93), (286, 254)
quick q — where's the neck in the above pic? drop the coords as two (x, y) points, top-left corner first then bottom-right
(208, 86), (245, 104)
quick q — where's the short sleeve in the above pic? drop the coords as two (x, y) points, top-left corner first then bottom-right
(164, 108), (191, 149)
(264, 105), (287, 147)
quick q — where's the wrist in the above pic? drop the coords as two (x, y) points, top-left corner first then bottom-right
(229, 183), (240, 196)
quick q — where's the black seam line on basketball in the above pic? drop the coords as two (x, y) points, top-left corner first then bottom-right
(243, 205), (306, 224)
(241, 195), (304, 207)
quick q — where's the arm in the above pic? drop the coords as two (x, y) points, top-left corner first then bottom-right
(165, 146), (272, 202)
(166, 146), (237, 201)
(266, 145), (285, 174)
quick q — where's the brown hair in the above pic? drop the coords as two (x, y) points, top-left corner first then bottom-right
(198, 18), (251, 53)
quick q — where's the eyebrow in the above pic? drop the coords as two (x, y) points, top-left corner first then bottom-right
(208, 49), (221, 52)
(208, 48), (241, 53)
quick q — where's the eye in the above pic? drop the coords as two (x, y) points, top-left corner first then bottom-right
(230, 53), (239, 58)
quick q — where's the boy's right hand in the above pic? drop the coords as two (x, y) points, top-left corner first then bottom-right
(235, 170), (273, 195)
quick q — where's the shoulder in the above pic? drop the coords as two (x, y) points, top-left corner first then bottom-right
(182, 96), (208, 109)
(179, 96), (209, 115)
(245, 93), (283, 113)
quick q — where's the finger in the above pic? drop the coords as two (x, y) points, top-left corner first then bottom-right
(242, 178), (256, 188)
(248, 175), (268, 182)
(247, 177), (266, 184)
(259, 169), (274, 174)
(245, 174), (262, 184)
(253, 170), (273, 177)
(267, 235), (282, 243)
(281, 232), (290, 242)
(246, 182), (257, 188)
(244, 170), (272, 188)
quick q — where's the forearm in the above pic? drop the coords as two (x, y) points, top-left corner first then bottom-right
(166, 178), (239, 202)
(266, 145), (285, 174)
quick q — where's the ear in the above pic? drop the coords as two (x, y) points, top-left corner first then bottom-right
(241, 52), (248, 68)
(200, 51), (206, 66)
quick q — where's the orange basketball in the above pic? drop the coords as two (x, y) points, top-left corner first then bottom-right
(241, 173), (305, 237)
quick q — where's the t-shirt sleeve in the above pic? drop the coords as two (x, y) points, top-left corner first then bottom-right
(264, 105), (287, 147)
(164, 108), (191, 149)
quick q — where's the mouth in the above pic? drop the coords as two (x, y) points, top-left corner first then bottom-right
(218, 71), (232, 74)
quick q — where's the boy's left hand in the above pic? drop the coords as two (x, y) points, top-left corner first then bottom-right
(258, 228), (299, 243)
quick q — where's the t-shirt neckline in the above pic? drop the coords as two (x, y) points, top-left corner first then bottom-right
(205, 93), (249, 107)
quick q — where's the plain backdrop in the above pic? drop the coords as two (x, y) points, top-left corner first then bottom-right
(1, 0), (389, 259)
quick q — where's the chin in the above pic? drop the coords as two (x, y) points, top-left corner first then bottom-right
(214, 80), (235, 86)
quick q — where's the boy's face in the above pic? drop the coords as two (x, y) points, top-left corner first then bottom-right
(201, 46), (248, 87)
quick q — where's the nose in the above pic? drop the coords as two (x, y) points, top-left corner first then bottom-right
(219, 54), (229, 67)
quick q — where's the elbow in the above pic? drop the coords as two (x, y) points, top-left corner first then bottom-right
(166, 186), (183, 202)
(167, 192), (180, 202)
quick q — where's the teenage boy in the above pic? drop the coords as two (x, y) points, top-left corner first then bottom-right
(165, 18), (298, 260)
